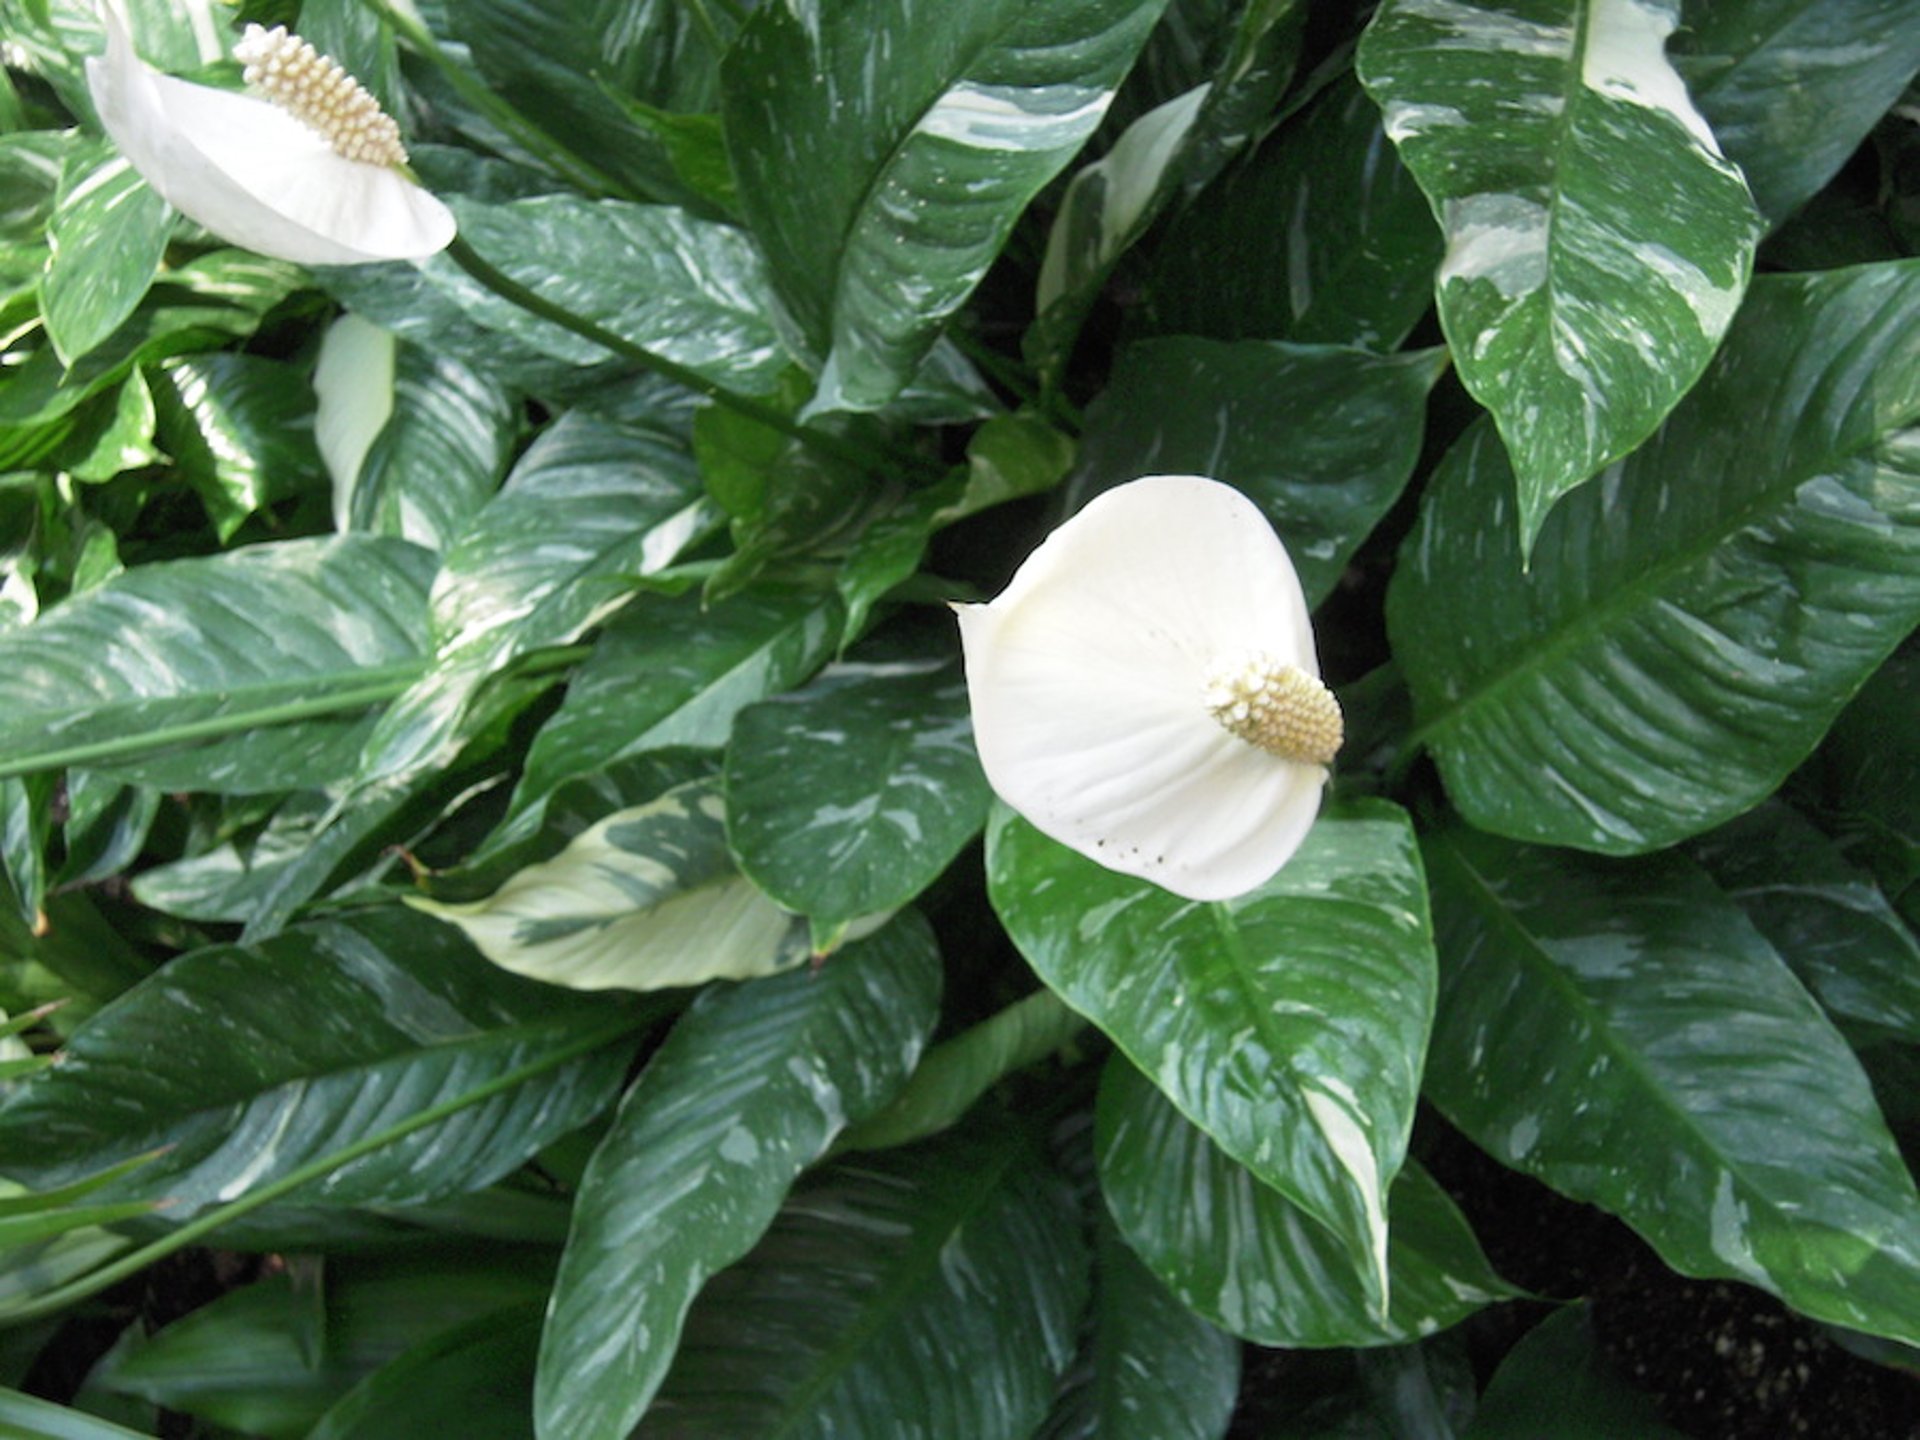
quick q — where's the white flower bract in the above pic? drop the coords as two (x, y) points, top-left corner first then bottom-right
(957, 474), (1338, 902)
(85, 5), (455, 266)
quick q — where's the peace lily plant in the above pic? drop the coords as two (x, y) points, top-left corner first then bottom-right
(85, 3), (454, 264)
(5, 1), (1919, 1435)
(957, 475), (1340, 902)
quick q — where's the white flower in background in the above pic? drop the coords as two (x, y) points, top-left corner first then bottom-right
(85, 5), (455, 266)
(957, 474), (1341, 902)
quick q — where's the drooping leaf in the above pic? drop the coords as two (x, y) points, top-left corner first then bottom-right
(504, 590), (841, 834)
(536, 914), (942, 1440)
(1672, 0), (1920, 226)
(722, 0), (1173, 414)
(354, 409), (713, 784)
(40, 140), (171, 365)
(640, 1124), (1088, 1439)
(0, 535), (434, 793)
(1097, 1057), (1515, 1347)
(725, 636), (991, 939)
(1391, 261), (1920, 854)
(0, 909), (646, 1216)
(988, 800), (1437, 1315)
(1360, 0), (1762, 546)
(1423, 825), (1920, 1347)
(1141, 69), (1441, 350)
(1070, 339), (1447, 606)
(409, 778), (812, 993)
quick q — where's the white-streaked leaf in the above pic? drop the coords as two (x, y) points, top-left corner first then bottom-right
(536, 914), (942, 1440)
(1390, 261), (1920, 854)
(1360, 0), (1762, 546)
(410, 778), (811, 993)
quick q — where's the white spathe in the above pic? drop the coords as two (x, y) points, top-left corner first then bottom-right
(85, 5), (454, 266)
(957, 474), (1333, 902)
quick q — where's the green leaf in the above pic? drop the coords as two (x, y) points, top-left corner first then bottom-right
(1465, 1305), (1689, 1439)
(410, 778), (813, 992)
(341, 341), (517, 554)
(1672, 0), (1920, 225)
(40, 140), (171, 365)
(1360, 0), (1762, 546)
(355, 410), (712, 784)
(1029, 0), (1304, 373)
(1391, 261), (1920, 854)
(0, 1387), (159, 1440)
(988, 800), (1437, 1315)
(420, 194), (793, 392)
(1071, 339), (1446, 607)
(90, 1248), (554, 1439)
(1097, 1057), (1515, 1347)
(1423, 826), (1920, 1347)
(1242, 1338), (1477, 1440)
(641, 1124), (1087, 1439)
(0, 535), (434, 791)
(446, 0), (731, 205)
(1815, 648), (1920, 912)
(505, 590), (841, 833)
(536, 914), (942, 1440)
(149, 354), (325, 540)
(0, 909), (640, 1215)
(1035, 1204), (1239, 1440)
(307, 1304), (543, 1440)
(722, 0), (1173, 414)
(725, 639), (991, 938)
(1141, 70), (1441, 350)
(1690, 801), (1920, 1047)
(841, 988), (1089, 1153)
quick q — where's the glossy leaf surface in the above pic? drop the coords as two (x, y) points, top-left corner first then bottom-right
(536, 915), (942, 1440)
(1423, 826), (1920, 1346)
(1392, 262), (1920, 853)
(1361, 0), (1761, 544)
(988, 801), (1436, 1314)
(723, 0), (1171, 413)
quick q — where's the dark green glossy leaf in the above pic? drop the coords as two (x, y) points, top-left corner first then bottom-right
(989, 801), (1437, 1314)
(355, 410), (712, 784)
(1392, 262), (1920, 854)
(0, 1388), (158, 1440)
(423, 194), (793, 393)
(149, 353), (324, 540)
(1071, 339), (1446, 606)
(1673, 0), (1920, 225)
(726, 641), (991, 937)
(1465, 1305), (1688, 1439)
(1815, 648), (1920, 914)
(723, 0), (1172, 413)
(1361, 0), (1762, 545)
(1691, 801), (1920, 1047)
(307, 1304), (542, 1440)
(537, 914), (942, 1440)
(640, 1125), (1087, 1439)
(1097, 1058), (1514, 1347)
(0, 909), (641, 1215)
(1423, 826), (1920, 1346)
(0, 535), (434, 792)
(40, 140), (171, 364)
(1141, 70), (1440, 349)
(505, 590), (840, 834)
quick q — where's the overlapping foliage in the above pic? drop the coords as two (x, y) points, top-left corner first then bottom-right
(2, 1), (1918, 1435)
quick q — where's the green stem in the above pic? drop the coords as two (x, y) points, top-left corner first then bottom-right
(2, 1011), (647, 1326)
(444, 237), (911, 479)
(359, 0), (625, 200)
